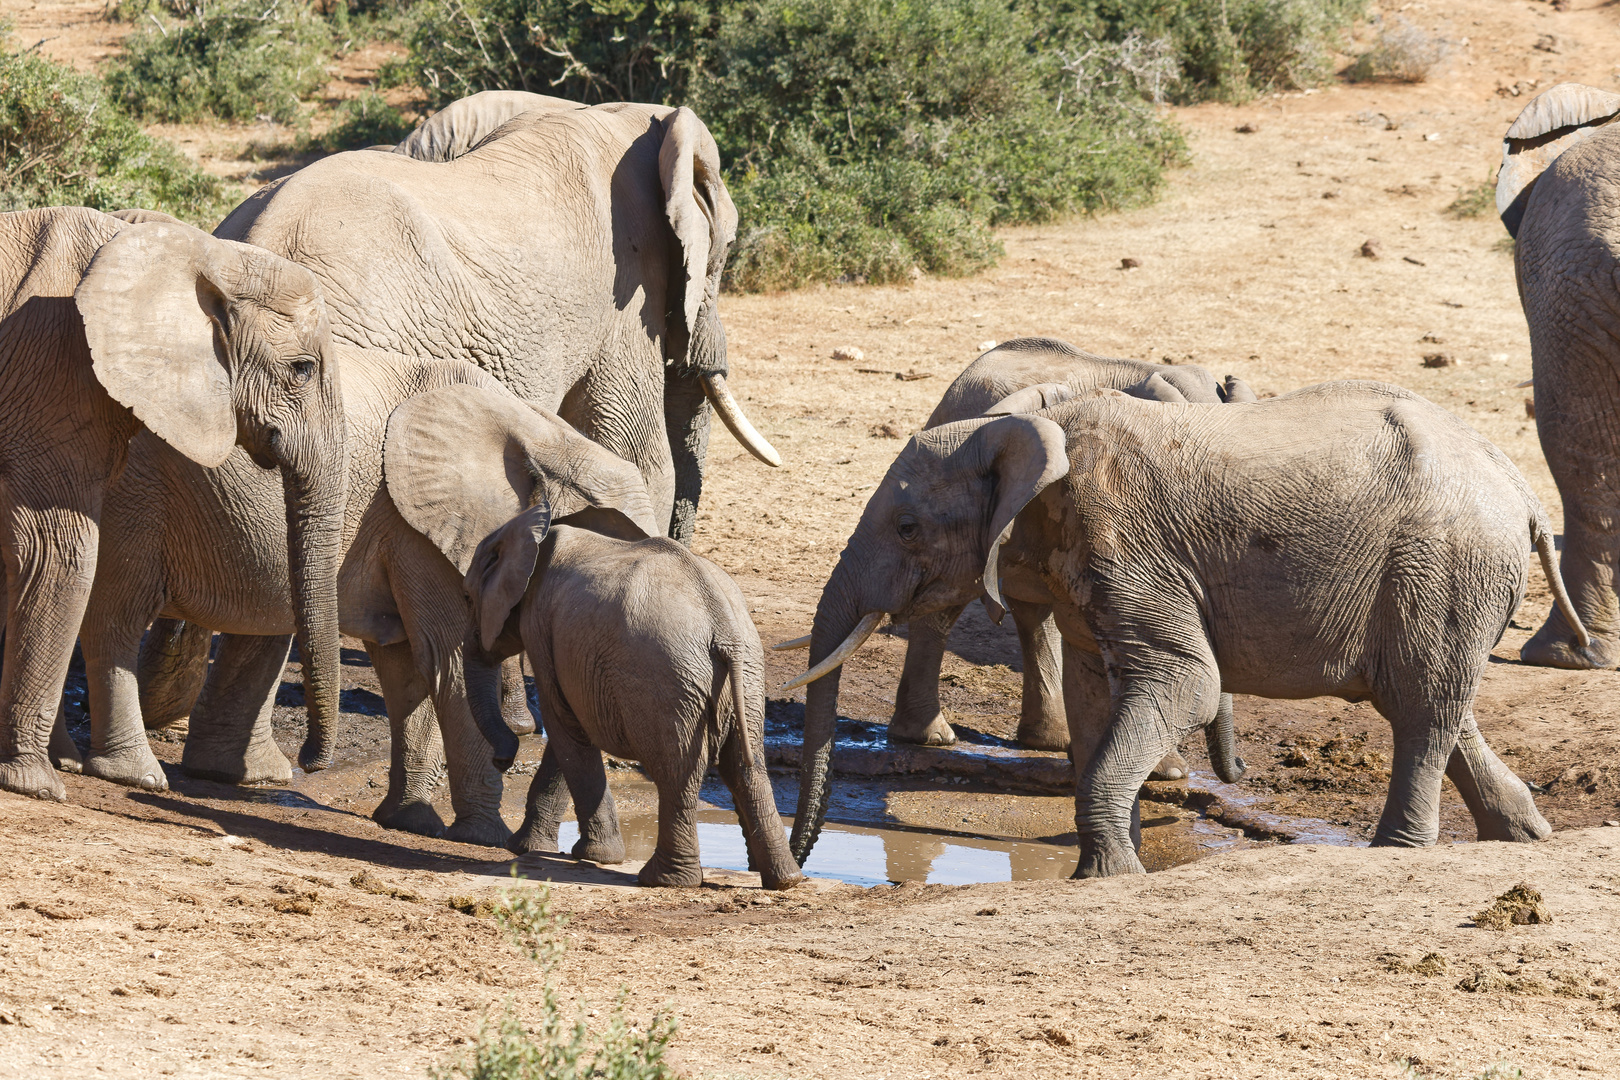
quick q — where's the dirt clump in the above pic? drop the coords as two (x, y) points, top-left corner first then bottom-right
(1473, 882), (1554, 930)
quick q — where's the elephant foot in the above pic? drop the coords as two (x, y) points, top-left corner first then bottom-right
(1148, 750), (1188, 782)
(49, 723), (83, 774)
(507, 814), (562, 854)
(759, 861), (806, 891)
(1521, 621), (1618, 670)
(0, 755), (68, 800)
(503, 700), (536, 737)
(83, 746), (168, 791)
(373, 798), (447, 839)
(182, 738), (293, 786)
(888, 710), (957, 747)
(1015, 717), (1070, 753)
(297, 736), (332, 774)
(571, 831), (627, 866)
(445, 813), (513, 849)
(637, 849), (704, 889)
(1073, 838), (1147, 879)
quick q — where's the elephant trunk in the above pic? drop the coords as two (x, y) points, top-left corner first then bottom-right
(1204, 692), (1246, 784)
(789, 566), (866, 865)
(280, 437), (346, 772)
(463, 645), (520, 770)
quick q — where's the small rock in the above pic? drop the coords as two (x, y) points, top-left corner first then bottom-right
(1322, 190), (1341, 199)
(1525, 397), (1536, 420)
(1603, 819), (1620, 827)
(1120, 257), (1141, 269)
(1360, 238), (1381, 259)
(1235, 122), (1260, 134)
(831, 346), (865, 362)
(1422, 353), (1454, 369)
(978, 339), (998, 352)
(1424, 132), (1442, 142)
(976, 907), (999, 916)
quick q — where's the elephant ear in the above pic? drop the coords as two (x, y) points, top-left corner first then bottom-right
(1219, 375), (1260, 403)
(1498, 83), (1620, 238)
(464, 504), (551, 652)
(106, 208), (183, 225)
(660, 106), (738, 336)
(75, 221), (245, 468)
(968, 414), (1072, 624)
(983, 382), (1078, 417)
(385, 383), (656, 574)
(393, 90), (579, 162)
(1125, 373), (1189, 403)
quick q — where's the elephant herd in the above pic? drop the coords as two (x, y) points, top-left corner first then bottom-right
(0, 83), (1617, 885)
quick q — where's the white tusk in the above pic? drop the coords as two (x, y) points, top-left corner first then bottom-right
(1515, 378), (1534, 388)
(702, 373), (782, 467)
(772, 635), (811, 651)
(777, 612), (883, 692)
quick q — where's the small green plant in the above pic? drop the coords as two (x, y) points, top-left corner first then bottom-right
(0, 23), (231, 224)
(319, 90), (414, 150)
(106, 0), (334, 123)
(431, 878), (677, 1080)
(1446, 179), (1495, 219)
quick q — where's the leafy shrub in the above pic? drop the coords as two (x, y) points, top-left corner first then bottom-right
(0, 25), (230, 225)
(318, 90), (414, 149)
(1344, 14), (1450, 84)
(106, 0), (334, 123)
(431, 881), (677, 1080)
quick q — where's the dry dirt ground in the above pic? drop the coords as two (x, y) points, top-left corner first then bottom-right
(6, 0), (1620, 1075)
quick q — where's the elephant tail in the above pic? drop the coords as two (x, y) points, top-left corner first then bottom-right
(714, 639), (762, 771)
(1204, 692), (1247, 784)
(1532, 512), (1592, 650)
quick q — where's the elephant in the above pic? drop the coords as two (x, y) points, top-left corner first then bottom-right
(388, 90), (582, 162)
(783, 381), (1584, 877)
(820, 337), (1255, 771)
(1496, 82), (1620, 669)
(463, 511), (805, 890)
(0, 208), (346, 800)
(79, 349), (656, 845)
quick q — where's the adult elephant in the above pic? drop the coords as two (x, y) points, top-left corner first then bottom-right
(1496, 83), (1620, 669)
(790, 337), (1254, 761)
(783, 383), (1575, 876)
(82, 350), (656, 845)
(0, 209), (346, 799)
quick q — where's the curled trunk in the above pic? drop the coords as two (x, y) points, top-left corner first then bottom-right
(1204, 692), (1246, 784)
(788, 567), (861, 865)
(282, 450), (346, 772)
(462, 645), (520, 770)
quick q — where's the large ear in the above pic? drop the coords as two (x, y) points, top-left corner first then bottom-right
(1498, 83), (1620, 238)
(393, 89), (576, 162)
(385, 383), (656, 573)
(1127, 373), (1190, 403)
(968, 414), (1071, 623)
(464, 504), (551, 652)
(660, 106), (738, 336)
(75, 221), (243, 468)
(1220, 375), (1259, 403)
(983, 382), (1078, 416)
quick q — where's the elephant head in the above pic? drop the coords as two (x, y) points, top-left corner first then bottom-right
(784, 414), (1071, 862)
(383, 382), (658, 765)
(74, 221), (349, 771)
(1497, 82), (1620, 238)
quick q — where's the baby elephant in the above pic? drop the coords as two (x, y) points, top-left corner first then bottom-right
(465, 508), (804, 891)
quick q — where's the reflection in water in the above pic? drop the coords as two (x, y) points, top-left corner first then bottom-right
(558, 810), (1080, 887)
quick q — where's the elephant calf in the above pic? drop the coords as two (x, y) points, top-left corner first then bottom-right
(785, 381), (1585, 877)
(465, 512), (804, 890)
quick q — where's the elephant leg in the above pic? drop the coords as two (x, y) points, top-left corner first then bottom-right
(48, 708), (81, 774)
(1445, 712), (1551, 843)
(530, 700), (624, 864)
(500, 655), (536, 736)
(434, 661), (512, 848)
(367, 640), (446, 839)
(640, 762), (707, 889)
(0, 501), (101, 800)
(664, 369), (710, 546)
(890, 604), (963, 746)
(1371, 700), (1467, 848)
(1060, 640), (1186, 780)
(137, 617), (213, 732)
(715, 724), (803, 890)
(1008, 598), (1066, 751)
(1072, 663), (1219, 879)
(509, 741), (569, 854)
(180, 634), (293, 785)
(79, 598), (168, 793)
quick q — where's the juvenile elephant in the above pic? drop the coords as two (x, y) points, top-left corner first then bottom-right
(1496, 83), (1620, 668)
(464, 511), (804, 890)
(785, 382), (1582, 877)
(81, 352), (654, 844)
(848, 337), (1255, 763)
(0, 209), (345, 799)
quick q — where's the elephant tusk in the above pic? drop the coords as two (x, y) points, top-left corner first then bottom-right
(772, 634), (811, 651)
(702, 373), (782, 468)
(777, 612), (883, 692)
(1516, 378), (1534, 388)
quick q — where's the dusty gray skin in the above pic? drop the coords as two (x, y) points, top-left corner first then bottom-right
(883, 338), (1256, 785)
(787, 381), (1584, 877)
(0, 209), (346, 800)
(388, 90), (583, 161)
(464, 514), (804, 889)
(1496, 83), (1620, 669)
(79, 360), (654, 846)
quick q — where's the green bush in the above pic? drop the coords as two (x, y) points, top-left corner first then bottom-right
(1446, 178), (1494, 219)
(0, 26), (231, 225)
(318, 90), (414, 149)
(431, 881), (677, 1080)
(106, 0), (334, 123)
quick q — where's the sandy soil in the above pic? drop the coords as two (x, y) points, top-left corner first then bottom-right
(5, 0), (1620, 1074)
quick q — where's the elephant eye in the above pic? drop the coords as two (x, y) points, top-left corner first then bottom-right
(289, 358), (317, 386)
(896, 515), (920, 543)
